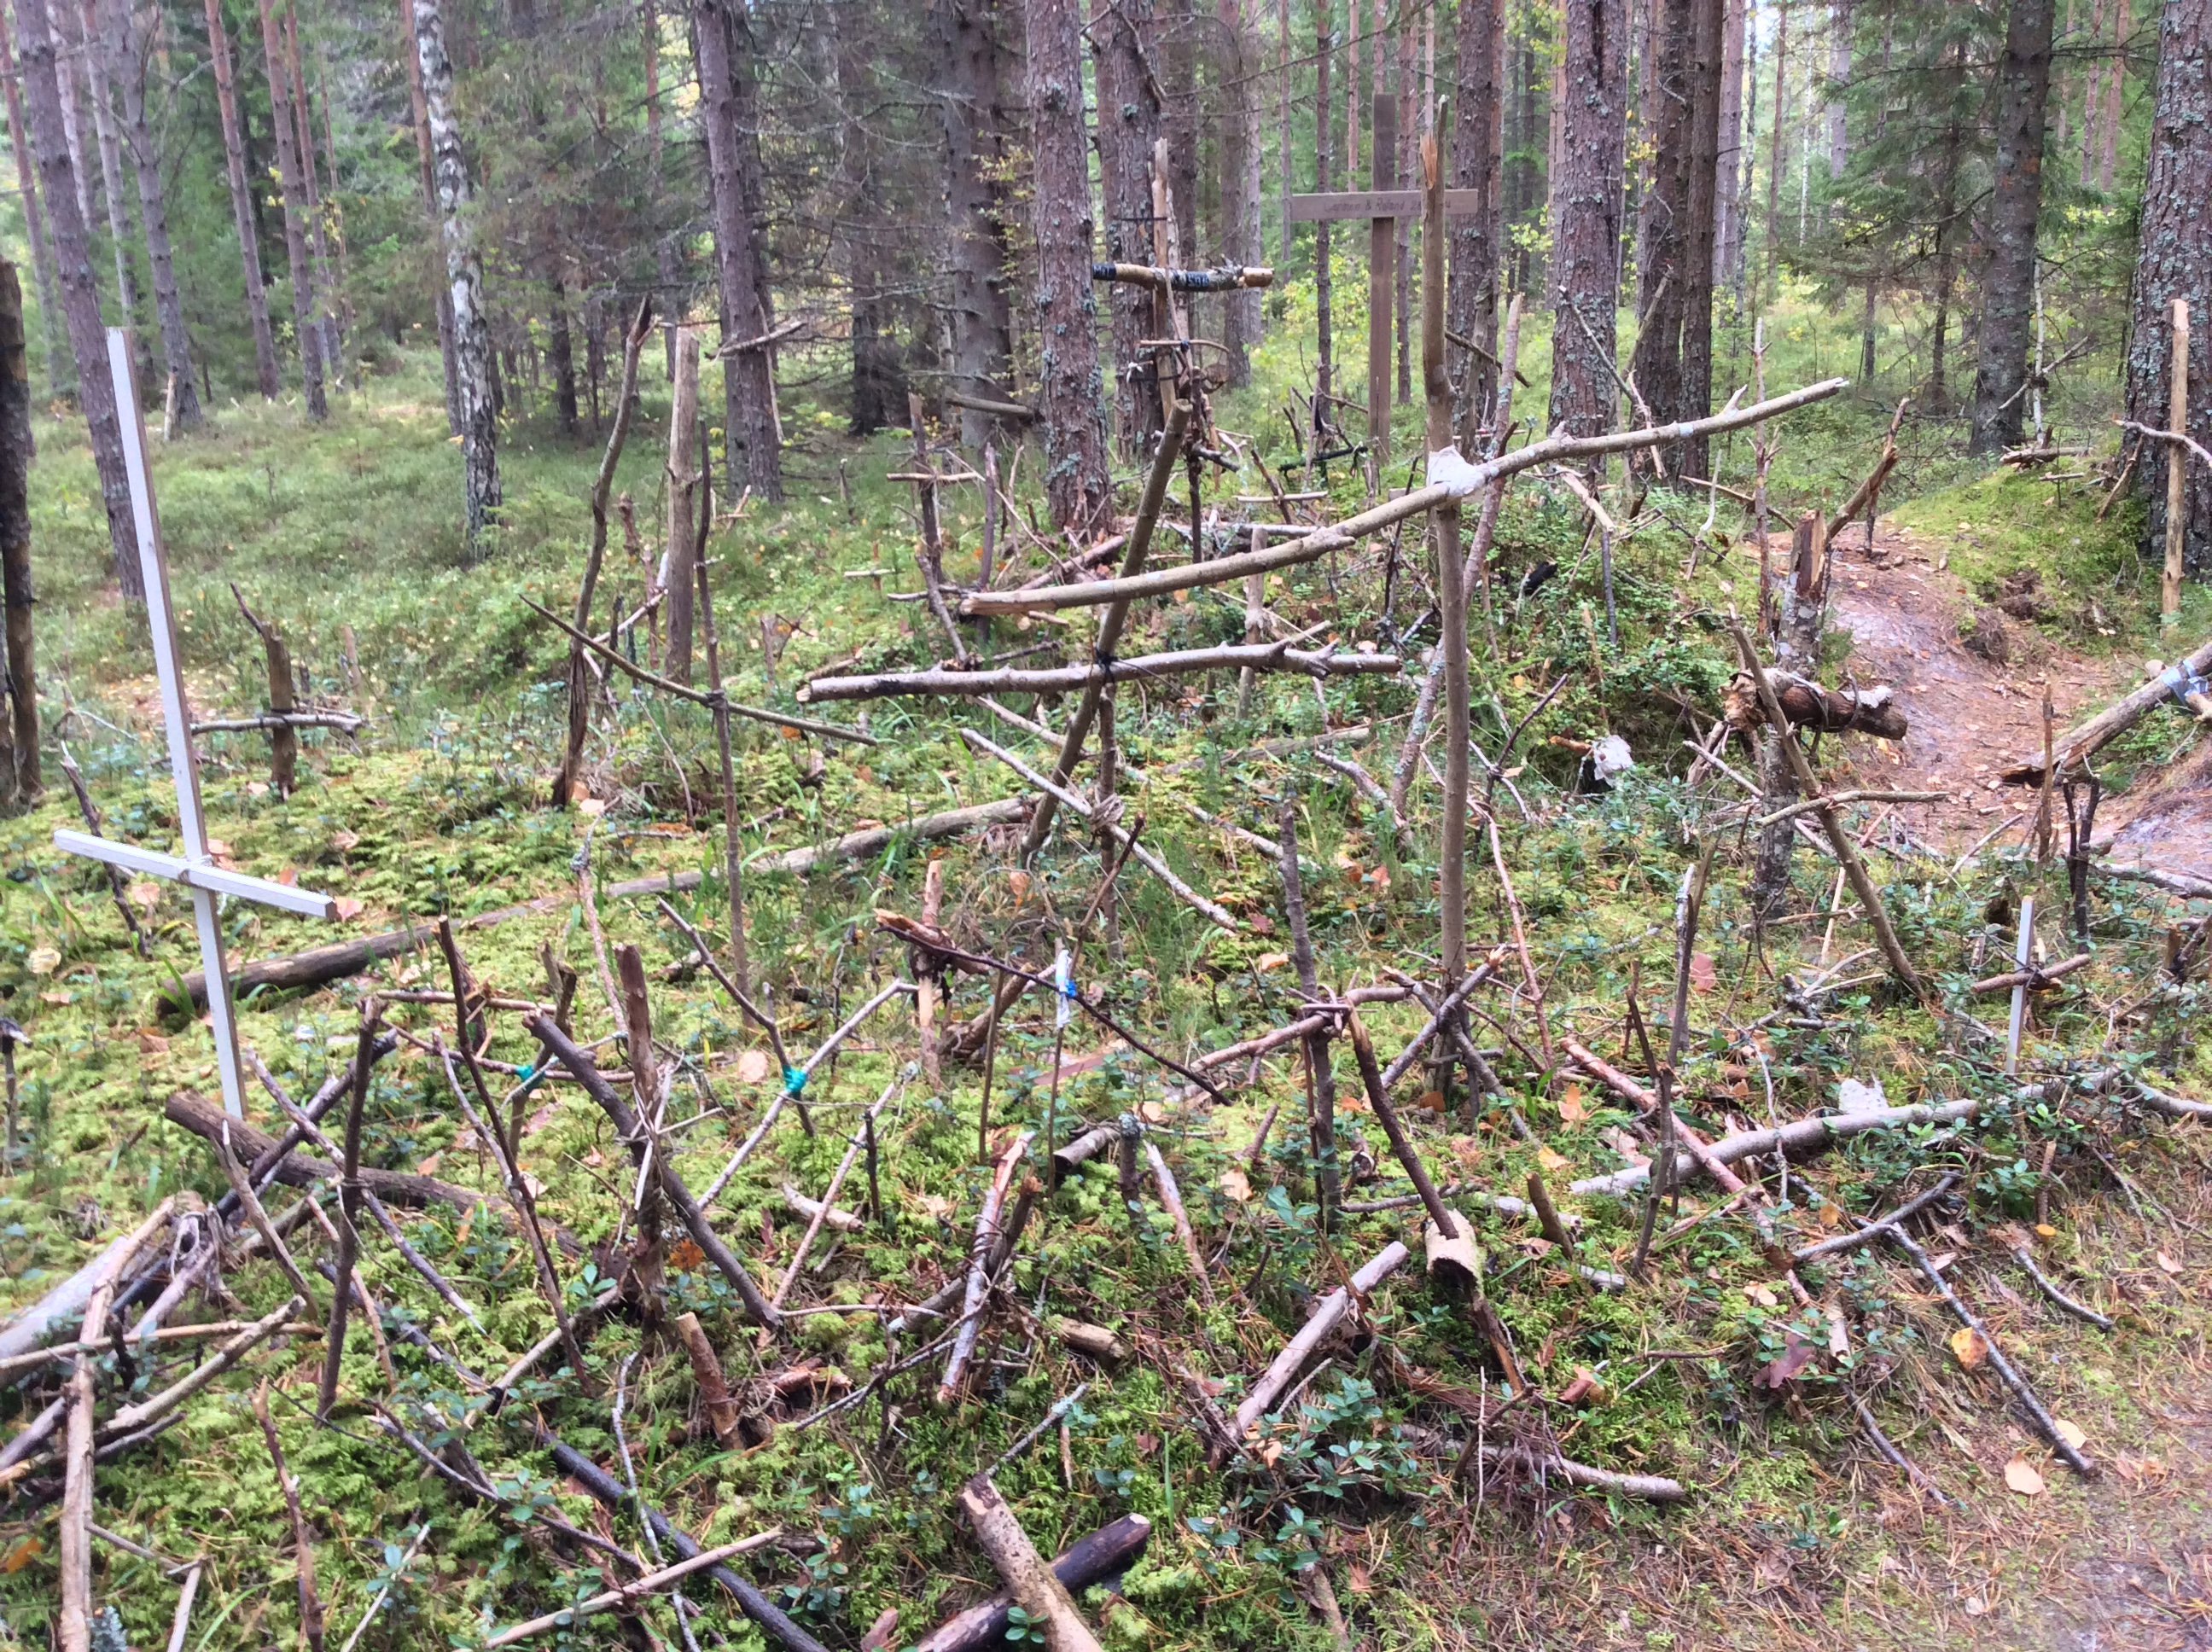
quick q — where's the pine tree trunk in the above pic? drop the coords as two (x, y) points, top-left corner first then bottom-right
(203, 0), (280, 398)
(547, 270), (578, 435)
(411, 0), (498, 540)
(15, 0), (138, 596)
(1967, 0), (2054, 454)
(1164, 0), (1196, 259)
(1549, 0), (1629, 445)
(1676, 0), (1723, 474)
(102, 0), (199, 428)
(396, 0), (458, 429)
(73, 0), (142, 350)
(2127, 0), (2211, 576)
(0, 9), (69, 398)
(1314, 0), (1333, 400)
(1714, 0), (1745, 288)
(0, 259), (38, 801)
(1024, 0), (1110, 531)
(1094, 0), (1163, 453)
(1762, 0), (1786, 304)
(693, 0), (783, 501)
(1447, 0), (1505, 445)
(282, 5), (341, 381)
(1629, 0), (1689, 428)
(938, 0), (1017, 450)
(1217, 0), (1255, 387)
(255, 0), (324, 416)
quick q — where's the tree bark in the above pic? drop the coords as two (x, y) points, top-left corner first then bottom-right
(412, 0), (499, 540)
(1218, 0), (1258, 387)
(2126, 0), (2211, 576)
(0, 260), (35, 803)
(102, 0), (200, 428)
(12, 0), (139, 598)
(396, 0), (457, 428)
(0, 15), (65, 400)
(255, 0), (325, 418)
(1314, 0), (1333, 399)
(1447, 0), (1505, 446)
(1629, 0), (1690, 428)
(1968, 0), (2055, 454)
(1676, 0), (1724, 475)
(664, 326), (700, 683)
(694, 0), (783, 501)
(1825, 0), (1851, 176)
(73, 0), (141, 360)
(1026, 0), (1111, 532)
(281, 3), (341, 381)
(547, 270), (578, 435)
(1714, 0), (1746, 288)
(937, 0), (1018, 449)
(1549, 0), (1630, 443)
(201, 0), (280, 398)
(1092, 0), (1164, 453)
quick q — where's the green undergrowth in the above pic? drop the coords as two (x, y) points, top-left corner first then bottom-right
(0, 353), (2203, 1650)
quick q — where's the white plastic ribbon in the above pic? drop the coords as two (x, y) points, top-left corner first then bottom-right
(1053, 945), (1074, 1029)
(1424, 445), (1487, 498)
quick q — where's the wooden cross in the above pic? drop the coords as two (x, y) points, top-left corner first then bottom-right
(1289, 93), (1484, 463)
(55, 330), (337, 1120)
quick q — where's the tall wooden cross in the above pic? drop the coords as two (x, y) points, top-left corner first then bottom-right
(55, 330), (337, 1120)
(1289, 92), (1483, 464)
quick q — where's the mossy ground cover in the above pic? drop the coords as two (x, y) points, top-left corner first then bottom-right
(0, 306), (2205, 1650)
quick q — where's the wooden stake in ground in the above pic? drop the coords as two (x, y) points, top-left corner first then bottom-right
(664, 324), (702, 681)
(1276, 793), (1340, 1224)
(956, 1475), (1108, 1652)
(317, 998), (381, 1417)
(2167, 298), (2189, 627)
(552, 297), (650, 806)
(692, 486), (753, 999)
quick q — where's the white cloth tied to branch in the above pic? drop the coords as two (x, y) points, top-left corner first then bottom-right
(1425, 445), (1488, 498)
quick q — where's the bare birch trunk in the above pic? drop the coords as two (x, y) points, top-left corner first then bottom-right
(411, 0), (499, 539)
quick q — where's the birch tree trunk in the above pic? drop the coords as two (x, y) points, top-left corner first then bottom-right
(1714, 0), (1745, 288)
(1967, 0), (2054, 454)
(936, 0), (1017, 449)
(102, 0), (200, 428)
(202, 0), (280, 398)
(1448, 0), (1505, 445)
(255, 0), (324, 417)
(1548, 0), (1629, 445)
(13, 0), (139, 596)
(2127, 0), (2211, 576)
(395, 0), (458, 428)
(0, 8), (68, 398)
(411, 0), (500, 539)
(1026, 0), (1111, 532)
(693, 0), (783, 501)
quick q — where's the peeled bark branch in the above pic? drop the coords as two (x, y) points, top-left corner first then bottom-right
(2002, 635), (2212, 783)
(1231, 1242), (1410, 1439)
(800, 643), (1400, 703)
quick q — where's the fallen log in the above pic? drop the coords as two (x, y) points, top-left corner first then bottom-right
(1231, 1242), (1410, 1439)
(1091, 261), (1273, 291)
(964, 380), (1848, 617)
(1723, 669), (1909, 740)
(2002, 635), (2212, 784)
(956, 1476), (1107, 1652)
(2101, 861), (2212, 900)
(798, 643), (1403, 704)
(1572, 1069), (2119, 1199)
(162, 1091), (501, 1219)
(911, 1515), (1152, 1652)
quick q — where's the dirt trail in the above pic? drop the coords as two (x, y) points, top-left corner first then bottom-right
(1822, 524), (2209, 875)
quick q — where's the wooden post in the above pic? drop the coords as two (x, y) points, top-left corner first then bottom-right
(664, 324), (701, 680)
(1423, 127), (1467, 1114)
(2166, 298), (2189, 626)
(1368, 90), (1397, 464)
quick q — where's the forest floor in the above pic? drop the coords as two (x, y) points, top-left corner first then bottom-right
(0, 351), (2207, 1651)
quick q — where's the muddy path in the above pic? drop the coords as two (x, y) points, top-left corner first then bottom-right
(1820, 525), (2209, 876)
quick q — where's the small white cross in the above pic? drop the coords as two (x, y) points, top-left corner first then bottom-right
(54, 329), (338, 1120)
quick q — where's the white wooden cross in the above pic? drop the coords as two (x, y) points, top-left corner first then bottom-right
(53, 329), (337, 1120)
